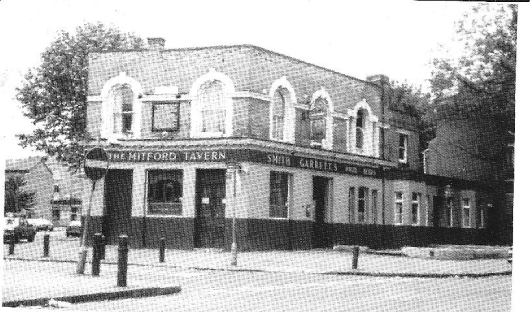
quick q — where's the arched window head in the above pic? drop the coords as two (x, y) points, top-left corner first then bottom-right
(271, 87), (288, 140)
(111, 84), (134, 134)
(310, 97), (329, 144)
(198, 80), (225, 133)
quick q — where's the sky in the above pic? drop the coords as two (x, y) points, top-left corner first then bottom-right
(0, 0), (527, 159)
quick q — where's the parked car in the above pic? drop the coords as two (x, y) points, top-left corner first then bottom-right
(27, 218), (54, 231)
(66, 220), (82, 237)
(4, 217), (37, 243)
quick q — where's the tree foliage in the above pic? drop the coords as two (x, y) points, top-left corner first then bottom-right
(4, 175), (36, 213)
(429, 4), (517, 122)
(16, 23), (145, 168)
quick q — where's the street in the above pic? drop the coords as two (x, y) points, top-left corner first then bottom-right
(69, 269), (511, 312)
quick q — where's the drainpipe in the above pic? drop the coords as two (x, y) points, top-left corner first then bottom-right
(380, 81), (386, 226)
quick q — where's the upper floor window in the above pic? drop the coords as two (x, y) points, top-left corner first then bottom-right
(199, 80), (225, 133)
(348, 100), (379, 157)
(398, 134), (408, 163)
(100, 73), (143, 140)
(271, 88), (287, 141)
(112, 85), (134, 134)
(310, 97), (329, 147)
(189, 69), (234, 138)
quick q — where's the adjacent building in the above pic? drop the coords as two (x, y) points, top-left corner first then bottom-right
(82, 39), (493, 250)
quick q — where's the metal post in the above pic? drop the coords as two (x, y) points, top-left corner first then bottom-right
(117, 235), (129, 287)
(92, 233), (102, 276)
(43, 233), (50, 257)
(352, 246), (360, 270)
(100, 235), (106, 260)
(77, 181), (96, 275)
(230, 168), (238, 266)
(159, 237), (166, 263)
(8, 234), (15, 255)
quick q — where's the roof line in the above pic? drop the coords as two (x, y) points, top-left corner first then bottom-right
(89, 44), (382, 89)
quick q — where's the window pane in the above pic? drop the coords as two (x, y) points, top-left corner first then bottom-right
(310, 118), (326, 141)
(356, 128), (364, 149)
(148, 170), (183, 215)
(199, 80), (225, 133)
(270, 172), (289, 218)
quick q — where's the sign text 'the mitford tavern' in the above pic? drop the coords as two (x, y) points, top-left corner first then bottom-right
(105, 149), (381, 177)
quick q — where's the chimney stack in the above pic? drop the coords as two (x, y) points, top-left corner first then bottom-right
(147, 37), (166, 50)
(366, 74), (390, 86)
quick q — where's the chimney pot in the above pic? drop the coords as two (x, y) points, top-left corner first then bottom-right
(366, 74), (390, 85)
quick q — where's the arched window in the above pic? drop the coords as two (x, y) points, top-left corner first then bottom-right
(271, 88), (287, 141)
(111, 85), (134, 134)
(100, 72), (142, 140)
(269, 77), (296, 143)
(198, 80), (225, 133)
(348, 100), (379, 157)
(189, 69), (234, 138)
(310, 97), (328, 144)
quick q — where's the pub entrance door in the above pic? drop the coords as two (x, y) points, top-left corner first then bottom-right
(195, 169), (226, 248)
(312, 176), (332, 248)
(103, 169), (133, 245)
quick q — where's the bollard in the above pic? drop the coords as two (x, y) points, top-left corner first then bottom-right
(8, 234), (15, 255)
(159, 237), (166, 263)
(43, 233), (50, 257)
(99, 235), (106, 260)
(117, 235), (129, 287)
(352, 246), (360, 270)
(92, 233), (102, 276)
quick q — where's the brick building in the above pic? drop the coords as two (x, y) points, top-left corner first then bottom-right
(82, 39), (494, 250)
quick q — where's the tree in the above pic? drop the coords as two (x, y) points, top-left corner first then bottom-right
(4, 175), (36, 214)
(16, 23), (145, 168)
(388, 81), (434, 154)
(429, 4), (517, 123)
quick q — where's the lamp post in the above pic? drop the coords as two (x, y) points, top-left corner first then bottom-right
(227, 162), (241, 266)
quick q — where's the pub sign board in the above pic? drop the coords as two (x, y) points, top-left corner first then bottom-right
(105, 149), (382, 178)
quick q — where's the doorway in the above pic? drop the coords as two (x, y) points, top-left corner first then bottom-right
(195, 169), (226, 248)
(312, 176), (332, 248)
(103, 169), (133, 245)
(432, 196), (443, 228)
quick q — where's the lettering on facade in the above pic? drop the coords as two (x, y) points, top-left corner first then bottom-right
(105, 149), (381, 177)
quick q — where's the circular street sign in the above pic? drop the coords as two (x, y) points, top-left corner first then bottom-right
(84, 147), (109, 181)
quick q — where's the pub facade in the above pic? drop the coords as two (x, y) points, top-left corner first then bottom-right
(82, 40), (491, 250)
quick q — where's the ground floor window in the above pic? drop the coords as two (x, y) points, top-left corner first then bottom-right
(269, 171), (290, 218)
(394, 192), (403, 224)
(147, 170), (183, 215)
(371, 190), (378, 224)
(348, 187), (355, 223)
(446, 198), (454, 227)
(357, 187), (367, 223)
(477, 206), (486, 229)
(52, 209), (61, 221)
(462, 199), (471, 227)
(70, 207), (79, 221)
(411, 193), (420, 225)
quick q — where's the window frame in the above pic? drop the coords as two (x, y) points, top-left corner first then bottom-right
(394, 192), (404, 225)
(398, 133), (408, 163)
(446, 198), (454, 227)
(371, 190), (378, 224)
(462, 198), (471, 228)
(146, 169), (184, 216)
(348, 187), (355, 224)
(151, 102), (180, 132)
(269, 171), (291, 219)
(357, 187), (367, 223)
(411, 193), (420, 226)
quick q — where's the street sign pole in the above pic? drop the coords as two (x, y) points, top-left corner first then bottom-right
(227, 162), (241, 266)
(77, 147), (108, 275)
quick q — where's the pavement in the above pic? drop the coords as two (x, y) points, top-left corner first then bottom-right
(2, 230), (512, 308)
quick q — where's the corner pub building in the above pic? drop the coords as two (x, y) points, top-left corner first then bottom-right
(82, 38), (493, 250)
